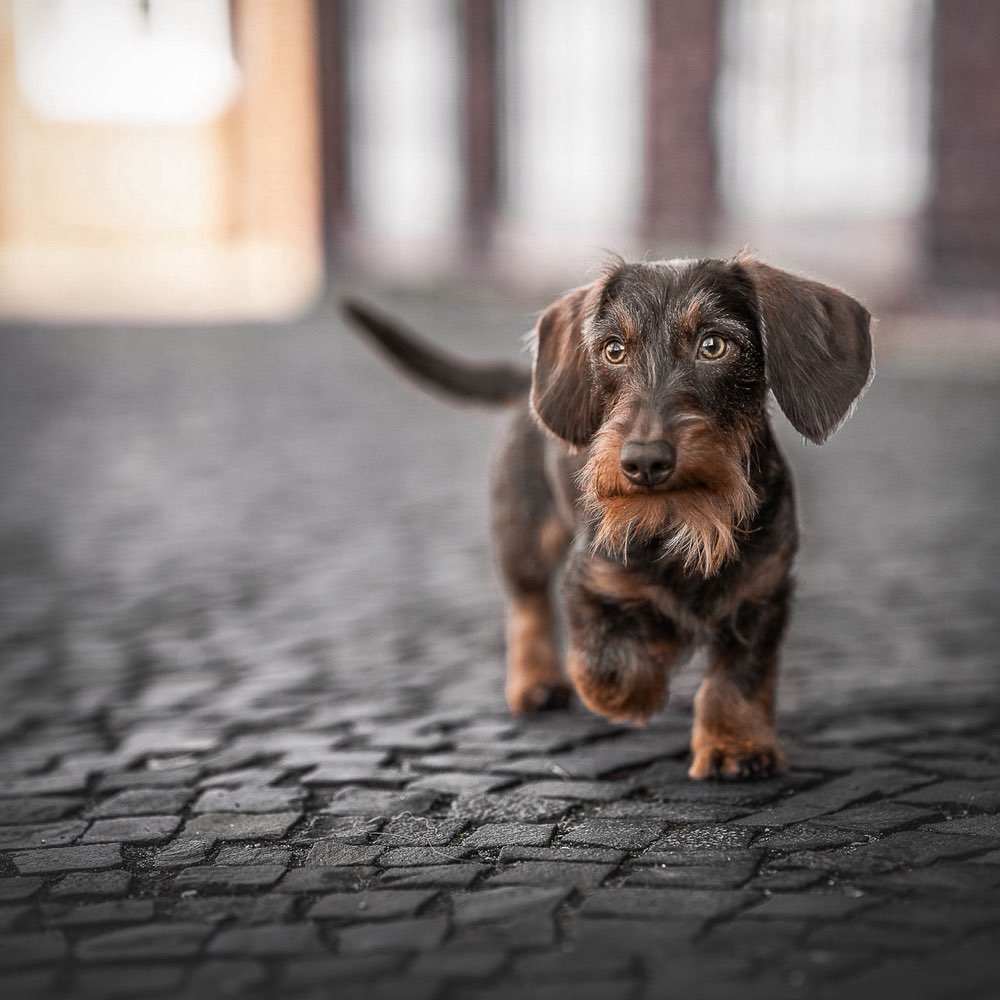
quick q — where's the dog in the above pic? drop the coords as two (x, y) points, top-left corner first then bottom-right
(342, 253), (872, 779)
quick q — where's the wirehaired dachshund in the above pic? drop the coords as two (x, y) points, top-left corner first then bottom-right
(342, 253), (872, 779)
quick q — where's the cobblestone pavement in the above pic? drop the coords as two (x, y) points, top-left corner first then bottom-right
(1, 288), (999, 1000)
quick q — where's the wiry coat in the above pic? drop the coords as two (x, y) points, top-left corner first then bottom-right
(343, 254), (872, 778)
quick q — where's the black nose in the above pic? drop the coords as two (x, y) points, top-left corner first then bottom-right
(620, 440), (676, 487)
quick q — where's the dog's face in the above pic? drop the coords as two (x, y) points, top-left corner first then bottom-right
(530, 256), (872, 574)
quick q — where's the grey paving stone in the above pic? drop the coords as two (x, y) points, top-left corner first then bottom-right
(497, 845), (627, 864)
(853, 829), (996, 866)
(320, 787), (437, 818)
(75, 922), (211, 961)
(698, 917), (806, 957)
(182, 811), (301, 841)
(898, 779), (1000, 812)
(646, 824), (754, 852)
(732, 769), (930, 827)
(923, 813), (1000, 837)
(0, 797), (81, 824)
(410, 751), (507, 772)
(293, 814), (383, 844)
(597, 799), (746, 823)
(752, 869), (827, 892)
(0, 971), (56, 996)
(337, 916), (448, 953)
(304, 840), (383, 866)
(49, 870), (132, 898)
(408, 948), (507, 980)
(809, 801), (940, 834)
(742, 890), (875, 920)
(185, 960), (268, 997)
(634, 846), (768, 867)
(98, 766), (202, 791)
(0, 773), (89, 797)
(488, 861), (615, 889)
(82, 814), (181, 844)
(450, 791), (574, 825)
(579, 887), (750, 922)
(754, 822), (861, 851)
(276, 867), (377, 894)
(43, 899), (154, 927)
(513, 949), (634, 981)
(806, 919), (954, 954)
(449, 913), (559, 951)
(85, 788), (191, 818)
(406, 772), (514, 795)
(304, 764), (407, 786)
(623, 861), (757, 889)
(858, 862), (1000, 895)
(280, 954), (405, 987)
(208, 922), (324, 956)
(0, 820), (87, 850)
(150, 838), (212, 869)
(9, 843), (121, 875)
(0, 876), (45, 902)
(0, 930), (67, 968)
(73, 963), (186, 997)
(496, 735), (673, 779)
(452, 886), (569, 925)
(172, 864), (287, 892)
(571, 916), (702, 954)
(462, 823), (555, 850)
(512, 780), (629, 802)
(200, 765), (292, 789)
(309, 889), (436, 921)
(213, 843), (291, 866)
(191, 785), (306, 814)
(376, 863), (488, 889)
(357, 721), (453, 754)
(170, 894), (294, 926)
(564, 819), (661, 851)
(378, 845), (467, 866)
(378, 816), (467, 847)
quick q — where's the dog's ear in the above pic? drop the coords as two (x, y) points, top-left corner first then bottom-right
(530, 283), (604, 447)
(738, 259), (873, 444)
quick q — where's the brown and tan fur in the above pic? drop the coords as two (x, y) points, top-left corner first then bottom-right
(342, 253), (872, 779)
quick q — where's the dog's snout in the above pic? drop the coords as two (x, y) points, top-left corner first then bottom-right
(620, 440), (676, 488)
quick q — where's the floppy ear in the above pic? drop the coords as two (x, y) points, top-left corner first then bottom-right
(739, 259), (873, 444)
(530, 284), (603, 447)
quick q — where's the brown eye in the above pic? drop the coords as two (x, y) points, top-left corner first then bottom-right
(604, 339), (626, 364)
(698, 334), (728, 360)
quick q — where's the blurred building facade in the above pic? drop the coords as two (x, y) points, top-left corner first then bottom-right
(0, 0), (997, 321)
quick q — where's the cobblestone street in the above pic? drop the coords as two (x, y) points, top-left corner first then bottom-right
(1, 288), (999, 1000)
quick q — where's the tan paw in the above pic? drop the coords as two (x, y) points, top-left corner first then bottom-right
(506, 678), (572, 714)
(688, 736), (787, 781)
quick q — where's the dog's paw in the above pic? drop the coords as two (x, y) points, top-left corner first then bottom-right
(506, 679), (572, 714)
(688, 737), (787, 781)
(567, 648), (667, 727)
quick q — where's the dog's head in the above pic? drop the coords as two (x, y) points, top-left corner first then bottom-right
(530, 254), (872, 575)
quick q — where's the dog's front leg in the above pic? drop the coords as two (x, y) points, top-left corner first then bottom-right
(562, 555), (682, 726)
(689, 586), (791, 779)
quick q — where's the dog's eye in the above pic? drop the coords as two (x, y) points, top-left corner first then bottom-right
(698, 334), (728, 361)
(603, 339), (627, 365)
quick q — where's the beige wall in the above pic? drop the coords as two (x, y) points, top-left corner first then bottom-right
(0, 0), (323, 322)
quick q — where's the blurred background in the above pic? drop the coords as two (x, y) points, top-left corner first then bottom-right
(0, 0), (997, 346)
(1, 0), (999, 720)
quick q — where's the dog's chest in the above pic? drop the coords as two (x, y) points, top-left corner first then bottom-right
(581, 543), (790, 642)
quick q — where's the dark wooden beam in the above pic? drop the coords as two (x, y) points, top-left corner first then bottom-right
(460, 0), (500, 258)
(643, 0), (720, 247)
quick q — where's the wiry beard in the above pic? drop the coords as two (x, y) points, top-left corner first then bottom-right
(579, 420), (758, 577)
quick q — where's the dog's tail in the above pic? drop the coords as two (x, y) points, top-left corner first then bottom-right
(341, 299), (531, 406)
